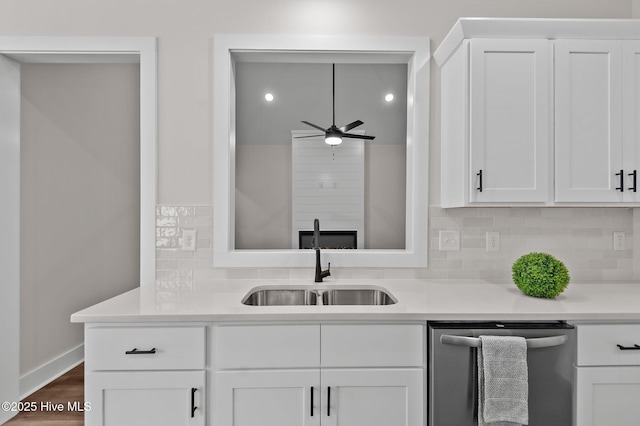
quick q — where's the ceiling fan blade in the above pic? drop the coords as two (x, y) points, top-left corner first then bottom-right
(301, 121), (328, 132)
(342, 133), (376, 140)
(295, 134), (325, 139)
(340, 120), (364, 132)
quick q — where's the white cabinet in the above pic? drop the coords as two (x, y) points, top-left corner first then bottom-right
(87, 371), (206, 426)
(321, 369), (423, 426)
(555, 40), (640, 203)
(84, 324), (207, 426)
(437, 19), (640, 207)
(213, 323), (424, 426)
(555, 40), (625, 203)
(440, 38), (551, 207)
(575, 324), (640, 425)
(215, 370), (319, 426)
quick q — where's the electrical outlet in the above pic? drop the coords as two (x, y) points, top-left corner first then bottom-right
(439, 230), (460, 251)
(486, 232), (500, 252)
(182, 230), (197, 251)
(613, 231), (626, 251)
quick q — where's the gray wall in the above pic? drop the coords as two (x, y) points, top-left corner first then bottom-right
(20, 63), (140, 375)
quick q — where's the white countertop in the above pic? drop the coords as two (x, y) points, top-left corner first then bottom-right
(70, 279), (640, 323)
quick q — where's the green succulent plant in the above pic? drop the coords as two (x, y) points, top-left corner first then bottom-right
(512, 252), (570, 298)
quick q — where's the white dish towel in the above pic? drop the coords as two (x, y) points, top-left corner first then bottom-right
(478, 335), (529, 426)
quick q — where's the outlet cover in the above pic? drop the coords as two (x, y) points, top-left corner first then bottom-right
(613, 231), (626, 251)
(182, 230), (197, 251)
(486, 231), (500, 252)
(439, 230), (460, 251)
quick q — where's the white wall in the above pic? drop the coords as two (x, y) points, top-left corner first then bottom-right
(1, 0), (637, 282)
(0, 0), (631, 204)
(20, 64), (140, 375)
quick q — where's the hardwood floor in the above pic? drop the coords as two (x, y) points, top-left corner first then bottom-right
(4, 363), (84, 425)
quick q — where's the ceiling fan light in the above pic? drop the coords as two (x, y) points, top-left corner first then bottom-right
(325, 135), (342, 146)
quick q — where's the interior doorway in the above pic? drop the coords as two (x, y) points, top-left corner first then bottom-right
(0, 37), (157, 424)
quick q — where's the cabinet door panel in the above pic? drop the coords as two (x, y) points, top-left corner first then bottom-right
(214, 370), (320, 426)
(622, 41), (640, 202)
(321, 368), (423, 426)
(555, 40), (623, 202)
(86, 371), (205, 426)
(576, 366), (640, 426)
(470, 38), (550, 203)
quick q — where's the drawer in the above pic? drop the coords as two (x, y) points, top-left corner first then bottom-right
(85, 325), (206, 371)
(577, 324), (640, 366)
(321, 323), (424, 367)
(214, 324), (320, 369)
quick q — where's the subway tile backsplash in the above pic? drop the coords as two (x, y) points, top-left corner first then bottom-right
(156, 205), (637, 282)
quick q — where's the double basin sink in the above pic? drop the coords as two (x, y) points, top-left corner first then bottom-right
(242, 285), (397, 306)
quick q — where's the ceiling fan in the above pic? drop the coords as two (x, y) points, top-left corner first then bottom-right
(298, 64), (376, 146)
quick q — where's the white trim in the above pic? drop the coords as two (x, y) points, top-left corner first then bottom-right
(19, 344), (84, 400)
(0, 36), (158, 284)
(0, 36), (157, 422)
(0, 53), (20, 425)
(213, 35), (430, 268)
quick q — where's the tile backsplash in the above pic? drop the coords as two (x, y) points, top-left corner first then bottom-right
(156, 205), (637, 282)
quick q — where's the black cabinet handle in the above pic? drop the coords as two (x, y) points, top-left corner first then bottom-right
(617, 344), (640, 350)
(125, 348), (156, 355)
(629, 170), (637, 192)
(477, 170), (483, 192)
(327, 387), (331, 417)
(616, 170), (624, 192)
(191, 388), (198, 418)
(310, 387), (314, 417)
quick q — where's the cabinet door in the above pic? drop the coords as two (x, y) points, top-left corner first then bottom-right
(321, 368), (423, 426)
(622, 41), (640, 201)
(575, 366), (640, 426)
(555, 40), (624, 203)
(214, 370), (320, 426)
(85, 371), (205, 426)
(469, 39), (551, 203)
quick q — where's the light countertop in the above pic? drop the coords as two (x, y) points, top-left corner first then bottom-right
(70, 279), (640, 323)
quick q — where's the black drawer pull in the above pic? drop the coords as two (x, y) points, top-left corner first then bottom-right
(477, 170), (483, 192)
(616, 170), (624, 192)
(125, 348), (157, 355)
(629, 170), (637, 192)
(617, 344), (640, 351)
(191, 388), (198, 418)
(310, 387), (314, 417)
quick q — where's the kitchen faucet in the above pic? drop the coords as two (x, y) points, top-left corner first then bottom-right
(312, 218), (330, 282)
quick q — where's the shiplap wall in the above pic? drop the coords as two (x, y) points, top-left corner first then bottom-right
(292, 132), (364, 248)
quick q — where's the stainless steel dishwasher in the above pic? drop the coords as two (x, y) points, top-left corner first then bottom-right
(428, 321), (575, 426)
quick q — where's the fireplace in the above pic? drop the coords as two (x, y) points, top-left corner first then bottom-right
(299, 230), (357, 249)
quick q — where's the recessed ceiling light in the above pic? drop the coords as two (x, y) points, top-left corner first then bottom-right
(264, 92), (274, 102)
(385, 93), (394, 102)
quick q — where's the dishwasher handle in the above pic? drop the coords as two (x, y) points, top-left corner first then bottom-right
(440, 334), (568, 349)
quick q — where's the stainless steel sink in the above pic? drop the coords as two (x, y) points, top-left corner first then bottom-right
(242, 288), (318, 306)
(321, 288), (397, 305)
(242, 285), (396, 306)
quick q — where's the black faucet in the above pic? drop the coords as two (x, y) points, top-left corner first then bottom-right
(312, 218), (330, 282)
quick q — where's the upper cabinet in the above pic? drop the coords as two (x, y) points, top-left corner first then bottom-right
(436, 18), (640, 207)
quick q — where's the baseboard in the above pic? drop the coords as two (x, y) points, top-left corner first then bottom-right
(19, 344), (84, 399)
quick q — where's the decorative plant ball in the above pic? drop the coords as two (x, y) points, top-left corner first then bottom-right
(512, 252), (570, 298)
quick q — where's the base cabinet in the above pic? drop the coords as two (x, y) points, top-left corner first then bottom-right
(575, 367), (640, 425)
(86, 371), (205, 426)
(215, 370), (319, 426)
(214, 368), (422, 426)
(84, 324), (207, 426)
(322, 369), (423, 426)
(575, 323), (640, 426)
(213, 323), (425, 426)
